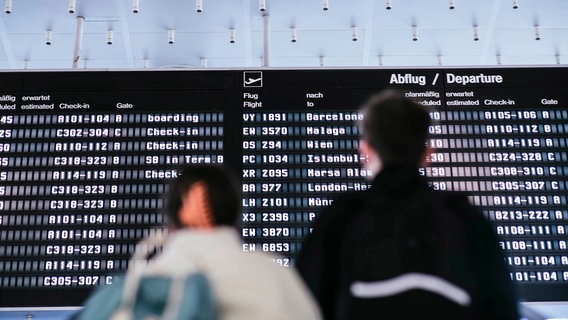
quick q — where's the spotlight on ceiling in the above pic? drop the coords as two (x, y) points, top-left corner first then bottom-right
(473, 26), (479, 41)
(68, 0), (75, 13)
(107, 30), (113, 45)
(168, 29), (174, 44)
(5, 0), (12, 14)
(45, 30), (53, 45)
(229, 28), (236, 43)
(290, 27), (297, 43)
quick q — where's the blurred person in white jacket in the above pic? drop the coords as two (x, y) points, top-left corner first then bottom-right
(152, 164), (322, 320)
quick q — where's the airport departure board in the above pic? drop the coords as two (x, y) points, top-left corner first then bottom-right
(0, 68), (567, 307)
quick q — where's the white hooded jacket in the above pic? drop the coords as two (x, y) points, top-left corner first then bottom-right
(150, 227), (322, 320)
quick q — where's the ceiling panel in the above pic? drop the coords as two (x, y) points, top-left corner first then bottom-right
(0, 0), (565, 70)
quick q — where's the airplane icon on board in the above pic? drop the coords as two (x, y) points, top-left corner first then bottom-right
(244, 77), (262, 85)
(243, 71), (263, 87)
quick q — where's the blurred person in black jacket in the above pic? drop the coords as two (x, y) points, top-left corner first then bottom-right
(296, 90), (519, 320)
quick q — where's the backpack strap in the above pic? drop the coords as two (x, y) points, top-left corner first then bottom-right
(350, 272), (471, 306)
(111, 231), (169, 320)
(111, 231), (217, 320)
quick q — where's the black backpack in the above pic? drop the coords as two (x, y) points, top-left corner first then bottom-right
(340, 189), (481, 319)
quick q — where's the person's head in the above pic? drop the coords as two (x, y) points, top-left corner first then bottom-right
(166, 164), (240, 230)
(359, 90), (431, 174)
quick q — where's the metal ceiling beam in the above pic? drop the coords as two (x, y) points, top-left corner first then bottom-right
(243, 0), (253, 67)
(0, 16), (16, 68)
(117, 0), (135, 68)
(362, 0), (377, 66)
(479, 0), (501, 65)
(262, 14), (270, 67)
(72, 16), (85, 69)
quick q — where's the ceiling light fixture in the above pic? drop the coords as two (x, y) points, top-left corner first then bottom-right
(386, 0), (392, 10)
(132, 0), (139, 13)
(196, 0), (202, 12)
(72, 16), (85, 69)
(290, 27), (297, 43)
(534, 25), (541, 40)
(412, 26), (418, 41)
(5, 0), (12, 14)
(229, 28), (235, 43)
(201, 58), (208, 68)
(322, 0), (329, 11)
(319, 56), (325, 67)
(168, 29), (174, 44)
(45, 30), (53, 45)
(473, 26), (479, 41)
(512, 0), (519, 9)
(351, 26), (358, 41)
(68, 0), (75, 13)
(449, 0), (455, 9)
(259, 0), (266, 12)
(107, 30), (113, 45)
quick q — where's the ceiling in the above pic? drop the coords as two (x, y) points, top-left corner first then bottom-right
(0, 0), (566, 70)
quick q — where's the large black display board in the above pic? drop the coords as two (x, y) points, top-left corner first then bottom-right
(0, 68), (566, 307)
